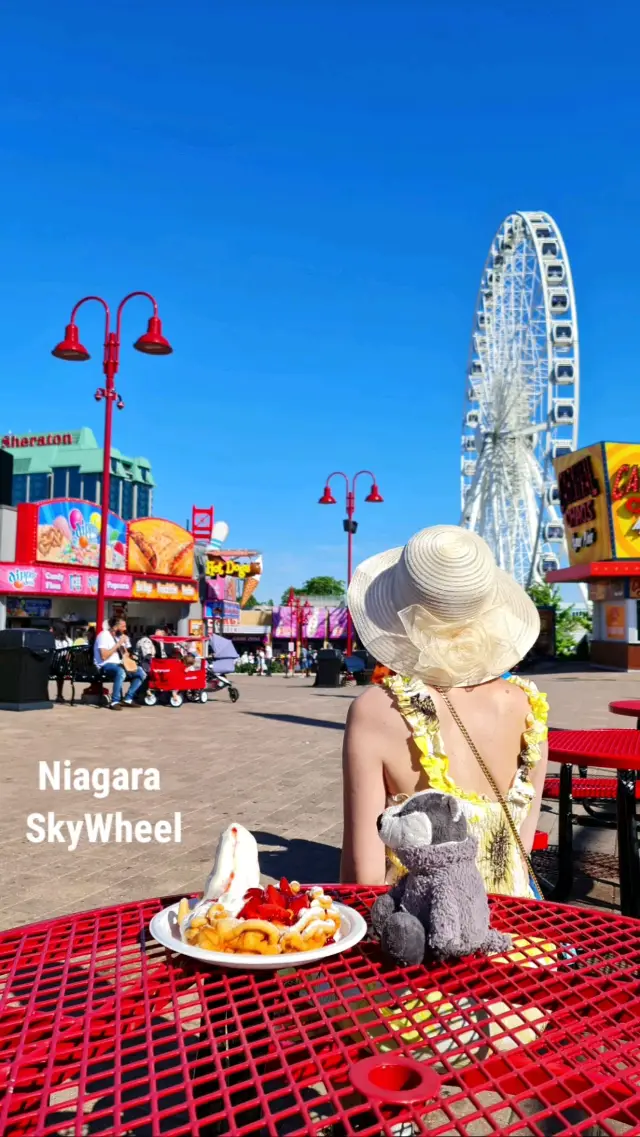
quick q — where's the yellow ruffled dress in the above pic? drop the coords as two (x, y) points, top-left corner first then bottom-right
(370, 674), (554, 1078)
(384, 673), (549, 899)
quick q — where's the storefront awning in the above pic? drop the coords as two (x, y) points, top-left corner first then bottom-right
(547, 561), (640, 583)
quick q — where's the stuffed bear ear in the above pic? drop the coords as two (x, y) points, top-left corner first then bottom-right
(444, 795), (463, 822)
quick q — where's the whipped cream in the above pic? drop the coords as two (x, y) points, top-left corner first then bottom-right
(202, 823), (260, 916)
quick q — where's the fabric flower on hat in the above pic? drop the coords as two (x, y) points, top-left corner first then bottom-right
(398, 603), (512, 688)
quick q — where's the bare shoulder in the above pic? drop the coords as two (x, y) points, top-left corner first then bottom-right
(345, 684), (407, 737)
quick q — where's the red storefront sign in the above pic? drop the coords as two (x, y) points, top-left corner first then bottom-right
(0, 565), (133, 597)
(0, 564), (197, 601)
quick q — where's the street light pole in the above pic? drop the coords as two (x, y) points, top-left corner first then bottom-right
(52, 292), (172, 631)
(287, 588), (311, 660)
(318, 470), (383, 656)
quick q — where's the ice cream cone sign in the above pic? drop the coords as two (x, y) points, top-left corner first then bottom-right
(241, 556), (262, 607)
(210, 521), (229, 551)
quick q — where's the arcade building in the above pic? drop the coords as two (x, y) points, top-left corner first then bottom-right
(549, 442), (640, 670)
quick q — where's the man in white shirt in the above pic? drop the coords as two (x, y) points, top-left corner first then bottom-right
(94, 616), (145, 709)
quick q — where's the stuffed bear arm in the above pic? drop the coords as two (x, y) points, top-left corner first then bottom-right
(426, 880), (462, 958)
(371, 876), (408, 939)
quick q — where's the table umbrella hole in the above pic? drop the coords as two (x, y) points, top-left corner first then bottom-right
(350, 1056), (440, 1103)
(370, 1065), (422, 1092)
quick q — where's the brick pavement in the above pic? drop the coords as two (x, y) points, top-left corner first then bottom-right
(0, 667), (638, 931)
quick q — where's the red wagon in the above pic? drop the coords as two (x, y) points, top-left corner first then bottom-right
(144, 636), (207, 708)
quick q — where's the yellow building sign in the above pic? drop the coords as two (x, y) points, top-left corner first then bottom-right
(605, 442), (640, 559)
(553, 443), (612, 563)
(554, 442), (640, 564)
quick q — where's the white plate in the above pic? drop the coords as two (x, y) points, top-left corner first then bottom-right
(149, 900), (368, 970)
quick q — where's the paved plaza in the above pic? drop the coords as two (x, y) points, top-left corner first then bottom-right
(1, 668), (639, 931)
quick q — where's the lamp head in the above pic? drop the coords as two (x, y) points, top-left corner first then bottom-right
(52, 323), (90, 362)
(319, 485), (337, 505)
(134, 315), (173, 355)
(365, 483), (384, 504)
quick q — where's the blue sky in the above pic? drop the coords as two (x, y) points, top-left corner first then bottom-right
(0, 1), (637, 601)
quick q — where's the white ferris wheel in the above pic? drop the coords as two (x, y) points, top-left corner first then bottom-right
(460, 211), (579, 588)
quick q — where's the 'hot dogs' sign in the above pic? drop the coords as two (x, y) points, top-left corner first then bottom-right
(205, 557), (260, 580)
(554, 442), (640, 564)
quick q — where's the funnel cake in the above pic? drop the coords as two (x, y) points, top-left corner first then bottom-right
(177, 826), (341, 956)
(179, 884), (340, 956)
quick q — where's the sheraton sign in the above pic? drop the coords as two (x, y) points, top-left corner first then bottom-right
(1, 433), (76, 449)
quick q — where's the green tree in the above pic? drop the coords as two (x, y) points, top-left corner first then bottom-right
(280, 576), (346, 604)
(244, 596), (273, 609)
(527, 582), (592, 658)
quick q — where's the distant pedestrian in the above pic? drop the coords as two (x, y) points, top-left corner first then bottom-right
(264, 640), (273, 675)
(51, 622), (71, 703)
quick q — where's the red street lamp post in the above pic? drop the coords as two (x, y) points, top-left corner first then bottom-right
(52, 292), (172, 630)
(287, 587), (312, 659)
(318, 471), (383, 655)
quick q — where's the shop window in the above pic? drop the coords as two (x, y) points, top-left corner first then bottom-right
(28, 474), (51, 502)
(136, 485), (151, 517)
(53, 468), (67, 497)
(82, 474), (99, 503)
(12, 474), (27, 505)
(122, 479), (134, 520)
(68, 467), (81, 497)
(110, 477), (122, 514)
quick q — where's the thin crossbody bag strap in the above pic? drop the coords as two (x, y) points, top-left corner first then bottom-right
(435, 689), (543, 897)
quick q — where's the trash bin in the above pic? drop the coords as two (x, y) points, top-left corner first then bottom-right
(314, 647), (345, 688)
(352, 648), (376, 670)
(0, 628), (55, 711)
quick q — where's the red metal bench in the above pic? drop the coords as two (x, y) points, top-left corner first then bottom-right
(543, 775), (640, 801)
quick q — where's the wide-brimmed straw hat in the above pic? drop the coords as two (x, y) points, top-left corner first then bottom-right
(348, 525), (540, 688)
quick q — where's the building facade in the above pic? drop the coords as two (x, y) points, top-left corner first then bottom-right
(1, 428), (154, 520)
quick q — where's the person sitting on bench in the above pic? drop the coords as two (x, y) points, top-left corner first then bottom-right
(94, 616), (145, 710)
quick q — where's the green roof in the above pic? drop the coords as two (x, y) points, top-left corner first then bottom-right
(2, 427), (155, 486)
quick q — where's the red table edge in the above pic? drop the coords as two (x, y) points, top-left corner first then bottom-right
(609, 701), (640, 715)
(548, 729), (640, 770)
(4, 886), (640, 942)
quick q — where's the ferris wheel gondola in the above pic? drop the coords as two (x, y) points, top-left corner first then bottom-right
(460, 211), (580, 587)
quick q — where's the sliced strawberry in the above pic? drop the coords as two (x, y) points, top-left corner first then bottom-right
(266, 884), (285, 908)
(290, 895), (310, 917)
(243, 887), (265, 901)
(255, 903), (291, 924)
(238, 900), (262, 919)
(279, 877), (293, 897)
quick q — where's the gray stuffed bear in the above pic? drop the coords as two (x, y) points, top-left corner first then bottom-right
(371, 790), (512, 965)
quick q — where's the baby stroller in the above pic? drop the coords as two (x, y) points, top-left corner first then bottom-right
(207, 633), (240, 703)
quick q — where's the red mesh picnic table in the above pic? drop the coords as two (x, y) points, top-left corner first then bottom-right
(3, 888), (640, 1135)
(548, 728), (640, 917)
